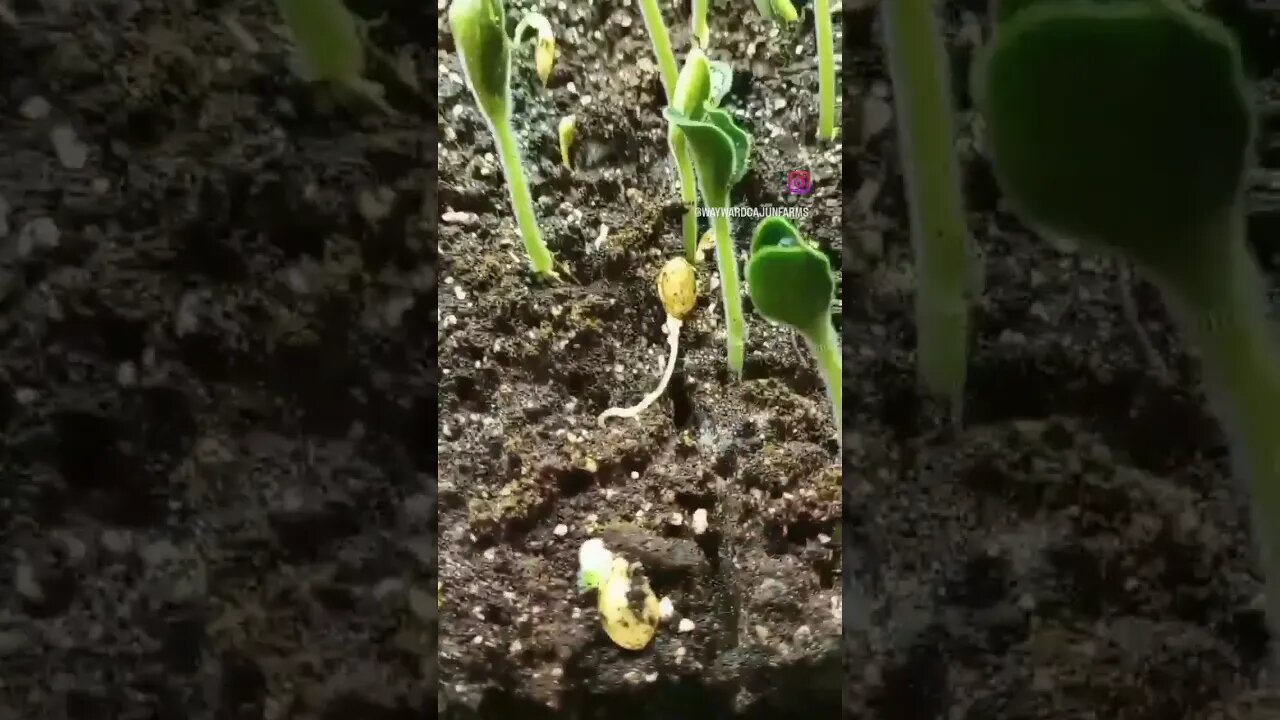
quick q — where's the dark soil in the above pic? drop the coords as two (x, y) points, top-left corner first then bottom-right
(0, 1), (436, 717)
(437, 0), (842, 717)
(845, 1), (1280, 718)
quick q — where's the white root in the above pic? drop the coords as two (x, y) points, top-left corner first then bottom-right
(597, 316), (682, 426)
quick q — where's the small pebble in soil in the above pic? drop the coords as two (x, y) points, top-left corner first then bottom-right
(49, 125), (88, 169)
(692, 508), (709, 535)
(678, 618), (695, 633)
(17, 217), (58, 256)
(442, 210), (479, 224)
(19, 96), (50, 120)
(553, 524), (568, 536)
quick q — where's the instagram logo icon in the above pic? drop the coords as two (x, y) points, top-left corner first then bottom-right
(787, 170), (812, 195)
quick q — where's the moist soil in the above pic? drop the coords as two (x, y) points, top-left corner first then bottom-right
(0, 1), (436, 718)
(845, 1), (1280, 719)
(437, 0), (842, 718)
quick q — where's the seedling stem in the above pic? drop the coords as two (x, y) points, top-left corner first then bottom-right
(712, 214), (747, 372)
(692, 0), (709, 47)
(814, 0), (837, 140)
(638, 0), (701, 261)
(495, 118), (556, 275)
(882, 0), (976, 418)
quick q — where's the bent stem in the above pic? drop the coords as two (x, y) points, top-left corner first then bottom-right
(1158, 206), (1280, 672)
(882, 0), (974, 415)
(813, 0), (836, 140)
(712, 213), (746, 375)
(640, 0), (700, 260)
(801, 317), (841, 440)
(490, 115), (556, 277)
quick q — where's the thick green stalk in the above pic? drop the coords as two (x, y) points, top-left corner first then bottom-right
(638, 0), (679, 95)
(814, 0), (836, 140)
(669, 128), (700, 260)
(1156, 207), (1280, 670)
(802, 318), (841, 439)
(712, 213), (746, 374)
(490, 117), (556, 276)
(639, 0), (700, 260)
(692, 0), (709, 47)
(882, 0), (974, 413)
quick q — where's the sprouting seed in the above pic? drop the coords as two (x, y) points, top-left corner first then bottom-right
(513, 12), (557, 86)
(598, 257), (696, 426)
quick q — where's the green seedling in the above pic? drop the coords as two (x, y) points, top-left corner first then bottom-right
(512, 12), (557, 86)
(752, 0), (799, 23)
(637, 0), (702, 262)
(814, 0), (837, 141)
(973, 0), (1280, 658)
(882, 0), (979, 422)
(449, 0), (558, 279)
(558, 115), (577, 170)
(275, 0), (394, 114)
(692, 0), (709, 47)
(747, 217), (841, 439)
(598, 257), (697, 425)
(664, 49), (753, 376)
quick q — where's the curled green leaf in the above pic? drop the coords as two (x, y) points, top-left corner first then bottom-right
(672, 48), (711, 117)
(708, 60), (733, 106)
(664, 107), (751, 206)
(747, 217), (832, 332)
(973, 0), (1252, 269)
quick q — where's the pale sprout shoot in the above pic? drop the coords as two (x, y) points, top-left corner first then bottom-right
(696, 228), (715, 263)
(512, 12), (557, 86)
(598, 257), (696, 426)
(558, 115), (577, 169)
(274, 0), (394, 114)
(578, 538), (615, 591)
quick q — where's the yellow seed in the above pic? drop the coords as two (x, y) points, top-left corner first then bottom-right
(598, 557), (662, 650)
(656, 256), (696, 319)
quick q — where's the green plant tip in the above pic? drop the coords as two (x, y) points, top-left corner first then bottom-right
(973, 0), (1252, 268)
(448, 0), (512, 121)
(747, 216), (834, 331)
(558, 115), (577, 169)
(665, 51), (751, 205)
(664, 50), (751, 208)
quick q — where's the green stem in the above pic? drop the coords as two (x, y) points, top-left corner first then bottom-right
(490, 116), (556, 277)
(712, 213), (746, 375)
(692, 0), (709, 47)
(638, 0), (679, 97)
(882, 0), (974, 412)
(639, 0), (701, 262)
(813, 0), (836, 141)
(670, 128), (700, 261)
(1156, 207), (1280, 671)
(802, 318), (842, 439)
